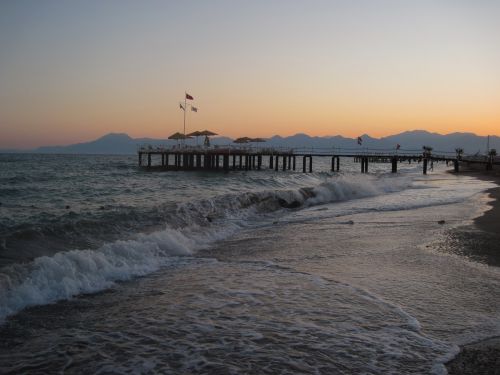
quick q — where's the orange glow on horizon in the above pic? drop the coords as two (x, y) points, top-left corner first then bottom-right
(1, 1), (499, 149)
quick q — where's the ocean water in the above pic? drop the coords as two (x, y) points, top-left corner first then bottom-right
(0, 154), (499, 374)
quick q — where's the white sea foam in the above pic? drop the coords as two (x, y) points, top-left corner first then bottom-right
(1, 171), (492, 323)
(0, 226), (231, 322)
(0, 172), (422, 322)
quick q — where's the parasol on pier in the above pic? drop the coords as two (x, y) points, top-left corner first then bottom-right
(198, 130), (218, 136)
(168, 132), (192, 146)
(168, 132), (192, 140)
(233, 137), (252, 144)
(197, 130), (218, 147)
(186, 130), (203, 145)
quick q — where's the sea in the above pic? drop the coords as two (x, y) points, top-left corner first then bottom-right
(0, 153), (499, 374)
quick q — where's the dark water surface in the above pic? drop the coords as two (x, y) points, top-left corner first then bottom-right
(1, 154), (499, 374)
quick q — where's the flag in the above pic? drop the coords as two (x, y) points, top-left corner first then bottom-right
(396, 144), (401, 150)
(357, 136), (363, 145)
(191, 106), (198, 112)
(179, 103), (185, 110)
(185, 93), (194, 100)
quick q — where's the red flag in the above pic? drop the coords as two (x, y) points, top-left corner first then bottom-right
(185, 93), (194, 100)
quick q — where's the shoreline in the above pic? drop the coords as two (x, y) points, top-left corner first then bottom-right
(446, 169), (500, 375)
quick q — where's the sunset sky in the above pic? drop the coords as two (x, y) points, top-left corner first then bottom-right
(1, 0), (499, 149)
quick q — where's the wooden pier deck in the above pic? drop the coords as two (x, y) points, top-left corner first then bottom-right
(138, 146), (462, 174)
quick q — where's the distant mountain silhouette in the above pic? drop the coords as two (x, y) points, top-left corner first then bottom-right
(1, 130), (498, 155)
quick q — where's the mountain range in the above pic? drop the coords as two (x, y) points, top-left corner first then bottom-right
(1, 131), (498, 155)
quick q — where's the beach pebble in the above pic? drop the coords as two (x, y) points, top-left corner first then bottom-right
(438, 220), (445, 224)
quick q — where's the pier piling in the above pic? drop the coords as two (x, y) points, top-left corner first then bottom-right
(138, 147), (460, 176)
(391, 157), (398, 173)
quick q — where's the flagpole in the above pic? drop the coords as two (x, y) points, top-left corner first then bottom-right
(183, 93), (187, 145)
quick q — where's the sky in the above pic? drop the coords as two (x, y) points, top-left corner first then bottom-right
(0, 0), (499, 149)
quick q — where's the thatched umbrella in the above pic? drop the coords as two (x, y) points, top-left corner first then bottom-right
(233, 137), (252, 144)
(196, 130), (218, 147)
(168, 132), (192, 140)
(187, 131), (203, 145)
(168, 132), (192, 146)
(198, 130), (218, 136)
(250, 137), (266, 143)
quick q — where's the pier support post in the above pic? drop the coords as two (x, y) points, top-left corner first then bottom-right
(336, 156), (340, 171)
(269, 155), (274, 169)
(258, 155), (262, 170)
(331, 156), (335, 172)
(423, 158), (428, 175)
(361, 157), (368, 173)
(288, 155), (292, 170)
(283, 155), (287, 171)
(454, 159), (459, 173)
(138, 153), (142, 166)
(303, 156), (306, 172)
(239, 155), (243, 170)
(232, 154), (236, 170)
(275, 156), (279, 171)
(147, 153), (151, 168)
(293, 156), (296, 171)
(391, 157), (398, 173)
(223, 154), (229, 172)
(309, 156), (313, 173)
(487, 157), (493, 171)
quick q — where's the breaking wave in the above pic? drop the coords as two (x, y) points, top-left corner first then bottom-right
(0, 173), (414, 322)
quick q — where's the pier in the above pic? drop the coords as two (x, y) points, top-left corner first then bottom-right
(138, 146), (461, 174)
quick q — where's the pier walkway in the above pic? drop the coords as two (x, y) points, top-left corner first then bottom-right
(138, 146), (462, 174)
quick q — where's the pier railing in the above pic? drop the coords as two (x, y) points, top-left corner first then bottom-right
(137, 144), (457, 158)
(137, 143), (464, 175)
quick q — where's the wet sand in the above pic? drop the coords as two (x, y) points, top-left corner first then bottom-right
(446, 170), (500, 375)
(475, 186), (500, 235)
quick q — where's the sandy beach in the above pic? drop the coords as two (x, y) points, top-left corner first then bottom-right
(446, 170), (500, 375)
